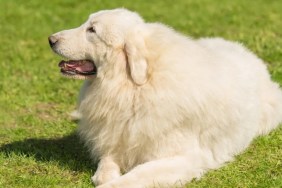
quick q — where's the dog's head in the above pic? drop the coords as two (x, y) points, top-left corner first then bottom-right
(49, 8), (149, 85)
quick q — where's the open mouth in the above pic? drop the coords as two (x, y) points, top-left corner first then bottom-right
(58, 60), (97, 79)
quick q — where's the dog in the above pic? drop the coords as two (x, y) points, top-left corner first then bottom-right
(49, 8), (282, 188)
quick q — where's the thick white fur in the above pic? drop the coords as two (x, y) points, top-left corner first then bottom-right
(51, 8), (282, 188)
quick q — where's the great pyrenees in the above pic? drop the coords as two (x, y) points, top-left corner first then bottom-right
(49, 8), (282, 188)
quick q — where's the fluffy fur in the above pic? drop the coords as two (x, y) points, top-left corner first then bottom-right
(50, 8), (282, 188)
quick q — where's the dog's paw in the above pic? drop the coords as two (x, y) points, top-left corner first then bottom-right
(91, 170), (120, 186)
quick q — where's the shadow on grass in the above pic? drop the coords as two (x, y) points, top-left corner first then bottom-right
(0, 132), (95, 172)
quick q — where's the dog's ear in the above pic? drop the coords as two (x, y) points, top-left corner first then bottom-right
(124, 26), (148, 85)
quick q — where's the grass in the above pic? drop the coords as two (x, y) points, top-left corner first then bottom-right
(0, 0), (281, 187)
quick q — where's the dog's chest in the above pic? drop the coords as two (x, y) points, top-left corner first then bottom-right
(82, 113), (154, 170)
(78, 86), (153, 166)
(78, 80), (186, 170)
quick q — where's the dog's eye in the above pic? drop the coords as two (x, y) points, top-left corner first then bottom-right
(87, 27), (96, 33)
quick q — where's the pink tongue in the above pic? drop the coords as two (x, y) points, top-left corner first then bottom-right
(77, 62), (94, 72)
(66, 61), (94, 72)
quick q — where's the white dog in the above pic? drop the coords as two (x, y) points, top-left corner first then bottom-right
(49, 8), (282, 188)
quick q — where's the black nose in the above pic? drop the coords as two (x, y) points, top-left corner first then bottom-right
(48, 35), (58, 47)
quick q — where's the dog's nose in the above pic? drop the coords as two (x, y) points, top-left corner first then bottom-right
(48, 35), (58, 47)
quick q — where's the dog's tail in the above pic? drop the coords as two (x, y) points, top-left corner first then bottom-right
(258, 80), (282, 135)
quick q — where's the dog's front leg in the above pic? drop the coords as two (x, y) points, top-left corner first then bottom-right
(96, 155), (205, 188)
(92, 156), (121, 186)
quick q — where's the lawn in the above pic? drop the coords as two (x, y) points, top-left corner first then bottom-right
(0, 0), (281, 187)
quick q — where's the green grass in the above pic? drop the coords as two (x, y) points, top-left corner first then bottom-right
(0, 0), (281, 187)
